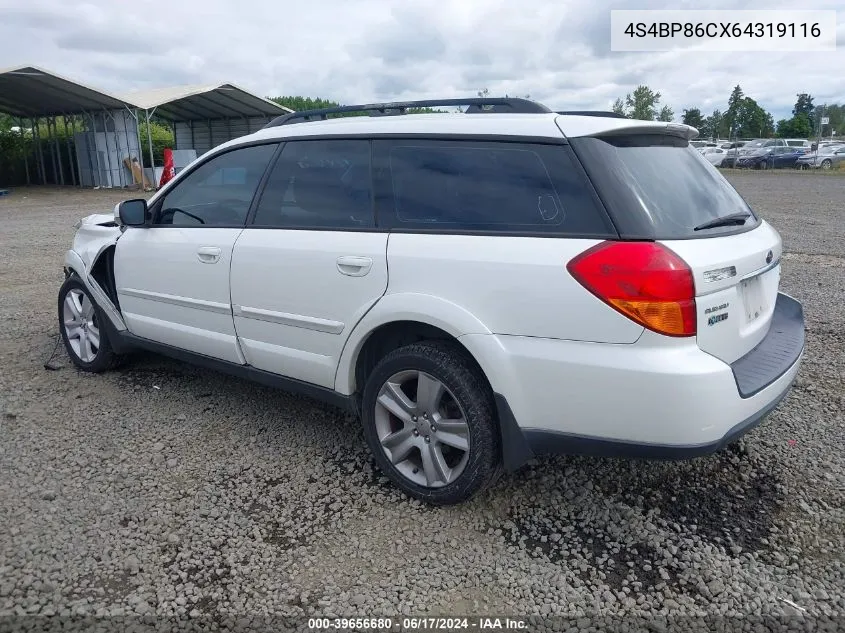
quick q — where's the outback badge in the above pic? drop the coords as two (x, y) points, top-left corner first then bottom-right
(708, 313), (729, 326)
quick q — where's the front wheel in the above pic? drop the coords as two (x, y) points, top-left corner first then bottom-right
(58, 276), (120, 372)
(361, 341), (501, 505)
(821, 159), (832, 170)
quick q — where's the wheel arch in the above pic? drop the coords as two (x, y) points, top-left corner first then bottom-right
(63, 246), (127, 332)
(336, 300), (534, 473)
(334, 293), (493, 396)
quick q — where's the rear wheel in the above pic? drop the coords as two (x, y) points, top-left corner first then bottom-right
(361, 341), (500, 505)
(58, 276), (120, 372)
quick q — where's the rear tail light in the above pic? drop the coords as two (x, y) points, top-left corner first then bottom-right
(567, 241), (697, 337)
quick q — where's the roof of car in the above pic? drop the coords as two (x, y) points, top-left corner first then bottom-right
(245, 112), (567, 142)
(228, 111), (696, 149)
(202, 98), (696, 157)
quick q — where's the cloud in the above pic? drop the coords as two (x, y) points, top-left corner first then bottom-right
(0, 0), (842, 122)
(56, 31), (166, 55)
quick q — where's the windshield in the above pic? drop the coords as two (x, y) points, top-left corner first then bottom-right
(743, 140), (766, 149)
(570, 134), (758, 240)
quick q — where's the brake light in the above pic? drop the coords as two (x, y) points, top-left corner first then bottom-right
(567, 241), (697, 337)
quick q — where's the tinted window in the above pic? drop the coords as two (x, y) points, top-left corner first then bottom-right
(252, 140), (373, 228)
(375, 140), (612, 235)
(156, 144), (276, 226)
(570, 134), (758, 240)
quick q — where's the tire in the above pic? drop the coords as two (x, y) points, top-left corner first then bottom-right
(821, 159), (832, 170)
(58, 276), (120, 372)
(361, 340), (501, 505)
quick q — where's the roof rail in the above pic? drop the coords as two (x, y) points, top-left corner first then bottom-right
(556, 110), (629, 119)
(263, 97), (551, 128)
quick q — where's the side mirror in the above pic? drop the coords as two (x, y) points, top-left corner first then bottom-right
(116, 199), (148, 227)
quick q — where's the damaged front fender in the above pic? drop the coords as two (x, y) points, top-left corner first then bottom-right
(65, 213), (127, 332)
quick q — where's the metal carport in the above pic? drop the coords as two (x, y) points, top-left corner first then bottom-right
(123, 84), (292, 186)
(0, 65), (142, 188)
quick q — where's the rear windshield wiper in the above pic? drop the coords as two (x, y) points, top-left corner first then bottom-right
(693, 212), (752, 232)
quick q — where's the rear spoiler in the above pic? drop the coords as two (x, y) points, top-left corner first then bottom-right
(555, 115), (699, 141)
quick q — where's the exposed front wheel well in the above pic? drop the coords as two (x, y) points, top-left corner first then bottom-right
(89, 246), (120, 310)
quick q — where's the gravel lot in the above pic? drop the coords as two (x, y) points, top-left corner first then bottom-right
(1, 172), (843, 631)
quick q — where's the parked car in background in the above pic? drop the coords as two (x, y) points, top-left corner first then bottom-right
(796, 146), (845, 170)
(691, 140), (718, 150)
(701, 146), (727, 166)
(735, 147), (804, 169)
(739, 139), (788, 156)
(784, 139), (811, 154)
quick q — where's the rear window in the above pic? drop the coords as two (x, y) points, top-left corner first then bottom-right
(374, 139), (614, 236)
(569, 134), (758, 240)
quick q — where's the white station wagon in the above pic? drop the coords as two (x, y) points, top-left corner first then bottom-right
(59, 98), (805, 505)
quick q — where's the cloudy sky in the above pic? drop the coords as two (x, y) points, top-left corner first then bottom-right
(1, 0), (843, 121)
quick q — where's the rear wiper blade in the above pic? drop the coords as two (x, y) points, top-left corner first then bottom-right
(693, 212), (752, 231)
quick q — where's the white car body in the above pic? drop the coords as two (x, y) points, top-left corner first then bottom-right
(61, 101), (805, 503)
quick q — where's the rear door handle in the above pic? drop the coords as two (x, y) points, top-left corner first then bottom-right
(336, 256), (373, 277)
(197, 246), (222, 264)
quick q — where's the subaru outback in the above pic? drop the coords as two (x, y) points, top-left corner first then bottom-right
(59, 98), (805, 505)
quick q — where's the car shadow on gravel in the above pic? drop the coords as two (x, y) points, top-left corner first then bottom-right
(489, 446), (785, 587)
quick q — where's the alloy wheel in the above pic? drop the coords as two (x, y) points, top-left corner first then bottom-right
(62, 288), (100, 363)
(373, 370), (470, 488)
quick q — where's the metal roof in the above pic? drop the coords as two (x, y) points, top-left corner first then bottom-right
(122, 83), (293, 121)
(0, 65), (134, 117)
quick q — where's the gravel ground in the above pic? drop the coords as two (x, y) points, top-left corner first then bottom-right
(0, 173), (843, 631)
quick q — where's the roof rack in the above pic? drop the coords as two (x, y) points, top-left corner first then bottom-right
(263, 97), (552, 128)
(557, 110), (628, 119)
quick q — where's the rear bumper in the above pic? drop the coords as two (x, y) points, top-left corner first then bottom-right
(731, 293), (804, 398)
(464, 292), (805, 470)
(512, 369), (797, 461)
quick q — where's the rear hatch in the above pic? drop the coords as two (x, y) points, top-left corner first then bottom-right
(567, 129), (781, 363)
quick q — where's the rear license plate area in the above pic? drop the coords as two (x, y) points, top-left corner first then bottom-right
(741, 275), (767, 323)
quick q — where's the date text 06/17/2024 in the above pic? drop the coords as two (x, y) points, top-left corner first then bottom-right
(307, 617), (528, 631)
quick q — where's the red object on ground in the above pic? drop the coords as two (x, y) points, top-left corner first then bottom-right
(159, 148), (176, 187)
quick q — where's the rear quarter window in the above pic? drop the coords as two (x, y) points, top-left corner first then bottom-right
(569, 134), (759, 240)
(373, 139), (614, 236)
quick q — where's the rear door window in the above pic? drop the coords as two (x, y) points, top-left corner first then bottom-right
(569, 134), (759, 240)
(252, 140), (373, 229)
(373, 139), (613, 236)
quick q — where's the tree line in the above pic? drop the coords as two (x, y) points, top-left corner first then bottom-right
(612, 85), (842, 140)
(3, 88), (842, 185)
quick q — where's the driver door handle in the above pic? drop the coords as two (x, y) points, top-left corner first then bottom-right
(336, 256), (372, 277)
(197, 246), (222, 264)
